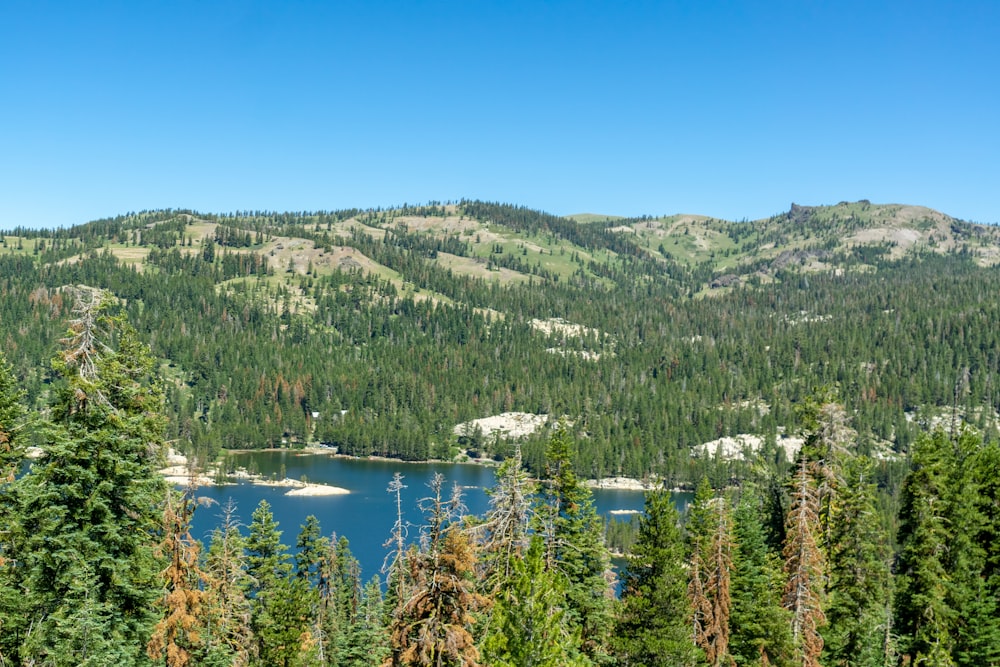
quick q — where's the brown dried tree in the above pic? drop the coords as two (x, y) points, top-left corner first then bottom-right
(782, 455), (826, 667)
(386, 475), (486, 667)
(148, 487), (210, 667)
(689, 492), (736, 667)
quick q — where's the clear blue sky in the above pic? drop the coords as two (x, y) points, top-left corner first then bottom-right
(2, 1), (997, 229)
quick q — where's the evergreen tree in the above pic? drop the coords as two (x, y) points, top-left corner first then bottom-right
(13, 288), (169, 666)
(293, 516), (326, 661)
(203, 499), (254, 666)
(614, 485), (703, 666)
(0, 351), (26, 482)
(797, 393), (853, 560)
(479, 444), (533, 595)
(894, 430), (955, 666)
(481, 535), (590, 667)
(295, 515), (327, 585)
(339, 575), (390, 666)
(386, 474), (485, 667)
(729, 488), (795, 667)
(537, 424), (614, 662)
(782, 455), (826, 667)
(687, 478), (735, 667)
(245, 500), (313, 667)
(946, 431), (1000, 667)
(822, 456), (894, 667)
(383, 472), (409, 623)
(147, 487), (211, 667)
(964, 441), (1000, 666)
(0, 352), (27, 662)
(320, 534), (370, 665)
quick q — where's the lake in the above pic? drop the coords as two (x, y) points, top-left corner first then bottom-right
(188, 451), (690, 583)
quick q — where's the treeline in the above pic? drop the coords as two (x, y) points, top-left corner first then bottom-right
(3, 305), (998, 665)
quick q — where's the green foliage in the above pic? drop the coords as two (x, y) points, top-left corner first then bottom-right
(7, 203), (1000, 664)
(729, 488), (795, 667)
(538, 425), (614, 661)
(894, 430), (956, 664)
(245, 500), (316, 667)
(0, 353), (28, 661)
(481, 535), (591, 667)
(822, 456), (893, 666)
(6, 290), (168, 665)
(891, 429), (1000, 666)
(615, 486), (704, 666)
(0, 352), (26, 480)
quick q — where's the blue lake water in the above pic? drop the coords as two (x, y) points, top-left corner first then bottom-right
(188, 451), (690, 583)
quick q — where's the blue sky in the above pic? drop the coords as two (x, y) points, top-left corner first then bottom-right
(2, 1), (997, 228)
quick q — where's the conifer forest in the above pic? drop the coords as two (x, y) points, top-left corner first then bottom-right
(2, 200), (1000, 665)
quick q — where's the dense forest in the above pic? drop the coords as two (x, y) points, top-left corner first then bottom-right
(2, 201), (999, 487)
(1, 292), (998, 665)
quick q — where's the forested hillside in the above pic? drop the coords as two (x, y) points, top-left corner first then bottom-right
(2, 200), (999, 483)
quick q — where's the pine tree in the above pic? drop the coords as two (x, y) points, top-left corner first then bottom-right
(687, 478), (735, 667)
(13, 288), (169, 666)
(822, 456), (893, 667)
(321, 534), (376, 665)
(701, 494), (736, 666)
(946, 431), (1000, 667)
(295, 515), (327, 585)
(797, 393), (853, 560)
(481, 535), (591, 667)
(340, 575), (390, 666)
(479, 443), (533, 595)
(0, 351), (26, 483)
(0, 352), (27, 663)
(383, 472), (409, 623)
(614, 485), (703, 667)
(964, 441), (1000, 666)
(782, 455), (826, 667)
(386, 474), (485, 667)
(729, 488), (795, 667)
(245, 500), (313, 667)
(293, 516), (326, 661)
(894, 430), (956, 666)
(537, 424), (614, 661)
(203, 499), (254, 666)
(147, 487), (211, 667)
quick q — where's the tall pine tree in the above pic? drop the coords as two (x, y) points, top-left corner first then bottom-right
(614, 485), (703, 666)
(894, 430), (956, 666)
(13, 287), (169, 666)
(537, 424), (614, 662)
(782, 454), (826, 667)
(729, 487), (795, 667)
(0, 352), (28, 663)
(822, 456), (894, 667)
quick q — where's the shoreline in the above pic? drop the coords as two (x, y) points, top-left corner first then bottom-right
(222, 446), (662, 491)
(157, 453), (350, 496)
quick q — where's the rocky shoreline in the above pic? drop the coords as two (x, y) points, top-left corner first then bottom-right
(157, 451), (350, 496)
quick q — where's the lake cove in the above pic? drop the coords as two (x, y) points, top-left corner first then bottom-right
(188, 451), (692, 583)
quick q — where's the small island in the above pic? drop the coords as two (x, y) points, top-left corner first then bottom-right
(158, 450), (349, 496)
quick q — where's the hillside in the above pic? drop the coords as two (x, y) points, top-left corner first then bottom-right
(2, 199), (998, 481)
